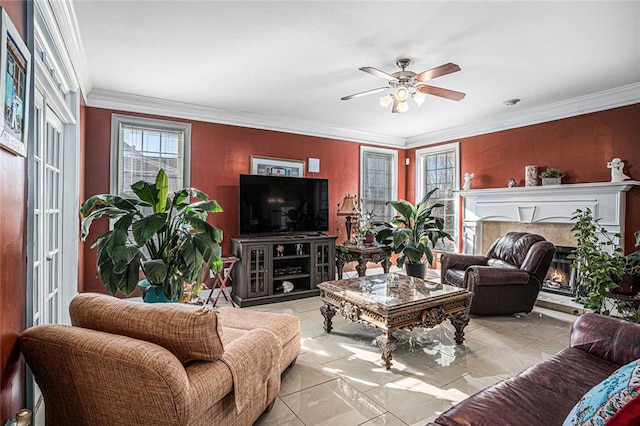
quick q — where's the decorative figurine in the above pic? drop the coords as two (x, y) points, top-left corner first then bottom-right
(463, 172), (475, 190)
(296, 243), (303, 256)
(508, 178), (517, 188)
(607, 158), (630, 182)
(276, 245), (284, 257)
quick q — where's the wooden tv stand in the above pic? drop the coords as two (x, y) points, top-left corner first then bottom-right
(231, 234), (337, 307)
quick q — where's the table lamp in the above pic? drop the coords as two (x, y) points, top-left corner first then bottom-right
(337, 194), (360, 242)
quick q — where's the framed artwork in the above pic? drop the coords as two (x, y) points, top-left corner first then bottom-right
(250, 155), (305, 177)
(0, 8), (31, 157)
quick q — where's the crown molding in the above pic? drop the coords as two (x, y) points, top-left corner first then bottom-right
(87, 82), (640, 150)
(86, 89), (407, 147)
(406, 82), (640, 148)
(43, 0), (92, 101)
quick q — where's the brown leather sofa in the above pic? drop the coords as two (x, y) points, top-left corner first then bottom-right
(20, 293), (301, 426)
(430, 313), (640, 425)
(440, 232), (556, 315)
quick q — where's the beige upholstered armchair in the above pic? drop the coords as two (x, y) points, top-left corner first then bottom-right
(440, 232), (556, 315)
(20, 293), (301, 426)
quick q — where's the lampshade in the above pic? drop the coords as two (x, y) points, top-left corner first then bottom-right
(337, 194), (360, 216)
(394, 86), (409, 102)
(413, 90), (427, 106)
(379, 94), (393, 108)
(398, 101), (409, 112)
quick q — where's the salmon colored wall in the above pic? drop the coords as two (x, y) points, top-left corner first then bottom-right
(407, 103), (640, 253)
(82, 107), (406, 293)
(0, 1), (27, 422)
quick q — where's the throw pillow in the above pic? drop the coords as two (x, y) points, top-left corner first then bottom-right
(69, 293), (225, 363)
(563, 359), (640, 425)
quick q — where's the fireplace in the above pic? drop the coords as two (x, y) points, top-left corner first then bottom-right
(543, 246), (577, 296)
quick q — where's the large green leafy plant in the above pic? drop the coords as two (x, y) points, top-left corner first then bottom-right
(570, 208), (640, 321)
(81, 169), (223, 300)
(375, 188), (452, 267)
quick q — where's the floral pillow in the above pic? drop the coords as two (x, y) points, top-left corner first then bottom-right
(563, 359), (640, 425)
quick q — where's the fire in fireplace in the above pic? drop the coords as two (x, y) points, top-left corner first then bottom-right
(543, 246), (577, 296)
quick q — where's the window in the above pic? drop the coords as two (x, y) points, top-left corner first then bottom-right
(416, 143), (459, 252)
(360, 146), (398, 223)
(110, 115), (191, 196)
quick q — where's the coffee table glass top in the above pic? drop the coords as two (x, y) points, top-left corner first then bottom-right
(318, 273), (466, 307)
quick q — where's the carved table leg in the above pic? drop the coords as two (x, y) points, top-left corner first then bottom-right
(320, 303), (336, 333)
(381, 257), (391, 274)
(336, 259), (345, 280)
(450, 310), (471, 345)
(355, 258), (368, 277)
(375, 331), (398, 370)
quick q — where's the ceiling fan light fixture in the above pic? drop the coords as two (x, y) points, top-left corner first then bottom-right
(394, 86), (409, 102)
(379, 94), (393, 108)
(413, 90), (427, 106)
(398, 100), (409, 113)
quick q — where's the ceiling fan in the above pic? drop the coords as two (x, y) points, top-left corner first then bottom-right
(341, 58), (465, 113)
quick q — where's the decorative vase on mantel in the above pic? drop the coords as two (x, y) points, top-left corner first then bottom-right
(525, 165), (538, 187)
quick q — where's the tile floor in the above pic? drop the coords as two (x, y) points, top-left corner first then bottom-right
(32, 271), (579, 426)
(249, 295), (578, 425)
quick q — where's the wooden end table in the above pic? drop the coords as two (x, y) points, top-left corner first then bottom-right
(317, 273), (473, 370)
(336, 245), (392, 279)
(206, 256), (240, 307)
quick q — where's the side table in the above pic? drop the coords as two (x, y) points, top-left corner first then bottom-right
(336, 245), (392, 279)
(206, 256), (240, 307)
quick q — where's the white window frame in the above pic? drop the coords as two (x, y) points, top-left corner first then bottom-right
(110, 114), (192, 196)
(360, 146), (398, 223)
(415, 142), (460, 252)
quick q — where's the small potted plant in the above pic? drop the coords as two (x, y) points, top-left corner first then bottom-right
(80, 169), (224, 302)
(357, 198), (377, 245)
(375, 188), (452, 279)
(540, 168), (566, 185)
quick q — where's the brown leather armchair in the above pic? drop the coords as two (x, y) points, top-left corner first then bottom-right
(440, 232), (556, 315)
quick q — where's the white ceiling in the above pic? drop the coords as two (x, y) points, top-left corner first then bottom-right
(71, 1), (640, 147)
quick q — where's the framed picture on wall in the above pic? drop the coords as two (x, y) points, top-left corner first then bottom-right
(0, 7), (31, 157)
(250, 155), (305, 177)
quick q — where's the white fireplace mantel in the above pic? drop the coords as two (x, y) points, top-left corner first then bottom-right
(459, 181), (640, 254)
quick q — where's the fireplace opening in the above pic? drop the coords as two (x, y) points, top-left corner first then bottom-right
(542, 246), (577, 296)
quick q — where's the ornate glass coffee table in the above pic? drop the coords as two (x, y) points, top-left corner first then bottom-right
(317, 273), (473, 370)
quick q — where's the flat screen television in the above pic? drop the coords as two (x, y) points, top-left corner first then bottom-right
(239, 174), (329, 235)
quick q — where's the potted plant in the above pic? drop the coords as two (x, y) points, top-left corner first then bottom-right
(80, 169), (224, 302)
(357, 198), (377, 245)
(375, 188), (452, 279)
(540, 168), (566, 185)
(569, 208), (640, 321)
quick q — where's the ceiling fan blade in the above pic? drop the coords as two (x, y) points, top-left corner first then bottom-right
(391, 98), (401, 113)
(415, 63), (461, 82)
(359, 67), (398, 81)
(417, 85), (466, 101)
(341, 87), (387, 101)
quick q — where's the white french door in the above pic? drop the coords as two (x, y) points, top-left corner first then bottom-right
(32, 90), (64, 328)
(30, 89), (65, 405)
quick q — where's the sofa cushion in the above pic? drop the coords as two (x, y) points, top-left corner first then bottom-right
(519, 347), (620, 403)
(218, 306), (301, 372)
(69, 293), (225, 363)
(434, 348), (622, 426)
(563, 358), (640, 425)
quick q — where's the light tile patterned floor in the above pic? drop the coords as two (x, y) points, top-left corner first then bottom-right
(32, 274), (577, 426)
(250, 295), (577, 426)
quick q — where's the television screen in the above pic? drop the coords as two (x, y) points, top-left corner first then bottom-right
(239, 174), (329, 235)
